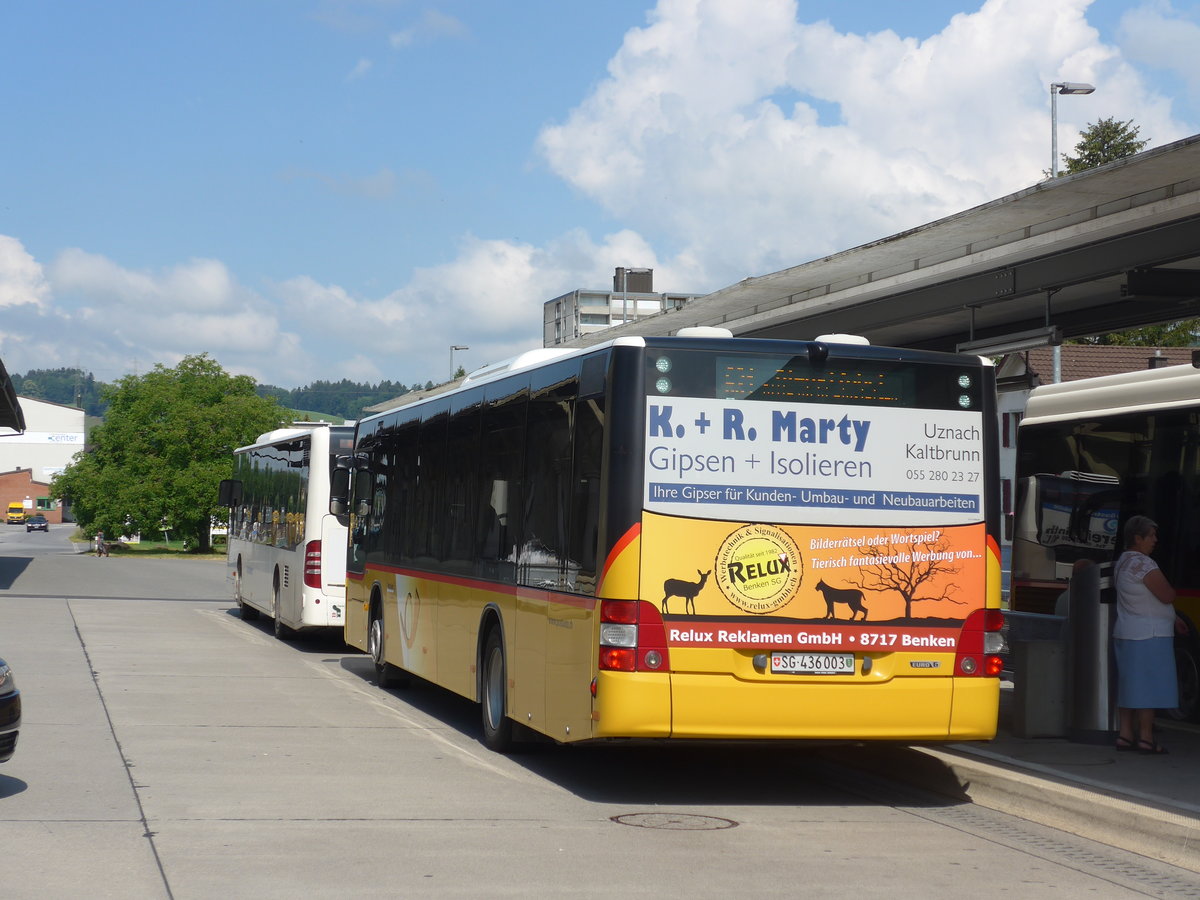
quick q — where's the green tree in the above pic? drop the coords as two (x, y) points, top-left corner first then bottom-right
(14, 367), (109, 415)
(52, 354), (286, 552)
(1058, 118), (1192, 346)
(1081, 320), (1200, 347)
(1060, 116), (1148, 175)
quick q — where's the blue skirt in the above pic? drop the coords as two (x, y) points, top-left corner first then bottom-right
(1114, 637), (1178, 710)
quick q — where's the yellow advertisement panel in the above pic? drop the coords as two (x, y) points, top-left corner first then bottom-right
(642, 513), (986, 651)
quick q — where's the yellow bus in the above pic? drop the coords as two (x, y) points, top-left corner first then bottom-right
(335, 332), (1003, 750)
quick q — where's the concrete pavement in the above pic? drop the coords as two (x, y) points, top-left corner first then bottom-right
(3, 532), (1199, 886)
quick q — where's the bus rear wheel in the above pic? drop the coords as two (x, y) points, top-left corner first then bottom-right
(480, 628), (513, 753)
(369, 609), (407, 689)
(1171, 643), (1200, 723)
(272, 580), (293, 641)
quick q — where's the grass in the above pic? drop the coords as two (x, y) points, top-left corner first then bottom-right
(70, 531), (226, 559)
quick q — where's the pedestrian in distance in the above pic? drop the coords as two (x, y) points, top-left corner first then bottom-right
(1112, 515), (1185, 755)
(95, 530), (109, 558)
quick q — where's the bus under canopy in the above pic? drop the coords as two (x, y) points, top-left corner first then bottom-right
(339, 336), (1004, 749)
(1011, 362), (1200, 721)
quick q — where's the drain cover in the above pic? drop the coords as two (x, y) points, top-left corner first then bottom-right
(611, 813), (737, 831)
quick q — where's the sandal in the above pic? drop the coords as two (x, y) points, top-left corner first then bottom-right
(1115, 736), (1136, 751)
(1136, 739), (1169, 755)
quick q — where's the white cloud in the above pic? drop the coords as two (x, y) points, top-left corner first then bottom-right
(390, 10), (468, 48)
(346, 57), (373, 81)
(0, 236), (50, 309)
(1119, 2), (1200, 103)
(51, 251), (249, 314)
(0, 247), (305, 385)
(539, 0), (1192, 281)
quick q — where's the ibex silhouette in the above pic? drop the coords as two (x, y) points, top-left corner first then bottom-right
(662, 569), (711, 615)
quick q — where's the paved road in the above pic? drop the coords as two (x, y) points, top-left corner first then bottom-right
(3, 528), (1199, 898)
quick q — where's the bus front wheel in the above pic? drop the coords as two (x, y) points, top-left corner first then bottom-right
(480, 628), (514, 753)
(235, 560), (259, 621)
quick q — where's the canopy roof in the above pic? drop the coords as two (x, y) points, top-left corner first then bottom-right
(0, 358), (26, 433)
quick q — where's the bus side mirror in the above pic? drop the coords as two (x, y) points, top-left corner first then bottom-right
(330, 467), (350, 516)
(219, 479), (243, 507)
(353, 469), (374, 518)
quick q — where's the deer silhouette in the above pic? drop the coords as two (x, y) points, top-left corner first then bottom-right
(815, 579), (868, 621)
(662, 569), (711, 615)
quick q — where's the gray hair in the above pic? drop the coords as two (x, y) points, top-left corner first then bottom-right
(1123, 515), (1158, 548)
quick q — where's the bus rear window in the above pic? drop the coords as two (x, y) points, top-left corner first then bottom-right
(646, 350), (982, 411)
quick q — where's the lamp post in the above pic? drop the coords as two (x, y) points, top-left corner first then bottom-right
(1050, 81), (1095, 177)
(450, 345), (468, 381)
(1049, 81), (1094, 384)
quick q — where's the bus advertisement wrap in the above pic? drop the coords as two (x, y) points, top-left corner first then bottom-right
(641, 513), (987, 648)
(644, 398), (984, 526)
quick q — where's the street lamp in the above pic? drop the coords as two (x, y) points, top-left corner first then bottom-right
(1050, 81), (1095, 177)
(1048, 81), (1094, 384)
(450, 345), (468, 381)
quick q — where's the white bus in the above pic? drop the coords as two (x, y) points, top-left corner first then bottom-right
(1011, 362), (1200, 721)
(221, 423), (356, 638)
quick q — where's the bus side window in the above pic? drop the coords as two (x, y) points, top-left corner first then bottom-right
(568, 396), (604, 596)
(443, 398), (482, 574)
(413, 407), (449, 566)
(522, 374), (576, 588)
(477, 387), (527, 584)
(392, 419), (419, 567)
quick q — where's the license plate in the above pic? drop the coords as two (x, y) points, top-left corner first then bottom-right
(770, 652), (854, 674)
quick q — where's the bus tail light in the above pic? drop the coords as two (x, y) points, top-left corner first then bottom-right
(599, 600), (671, 673)
(955, 608), (1005, 677)
(304, 540), (323, 589)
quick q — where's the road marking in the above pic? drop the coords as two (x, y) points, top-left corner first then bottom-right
(194, 608), (542, 785)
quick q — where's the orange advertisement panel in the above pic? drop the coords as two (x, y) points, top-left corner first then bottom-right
(641, 512), (986, 651)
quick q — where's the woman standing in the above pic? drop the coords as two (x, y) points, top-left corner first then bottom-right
(1113, 515), (1183, 754)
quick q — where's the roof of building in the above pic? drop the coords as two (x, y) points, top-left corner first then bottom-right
(15, 395), (88, 414)
(998, 344), (1196, 387)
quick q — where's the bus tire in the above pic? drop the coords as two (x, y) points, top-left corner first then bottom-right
(235, 559), (259, 621)
(1170, 641), (1200, 723)
(272, 579), (293, 641)
(369, 608), (407, 689)
(480, 628), (514, 753)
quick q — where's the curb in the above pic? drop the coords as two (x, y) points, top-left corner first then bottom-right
(911, 744), (1200, 873)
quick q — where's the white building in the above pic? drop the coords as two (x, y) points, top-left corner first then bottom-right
(0, 396), (87, 482)
(543, 268), (699, 347)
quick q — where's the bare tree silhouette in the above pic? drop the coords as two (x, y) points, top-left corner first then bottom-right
(848, 536), (967, 620)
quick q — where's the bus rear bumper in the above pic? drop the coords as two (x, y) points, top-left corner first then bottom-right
(592, 671), (999, 742)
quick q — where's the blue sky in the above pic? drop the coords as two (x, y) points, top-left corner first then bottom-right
(2, 0), (1198, 390)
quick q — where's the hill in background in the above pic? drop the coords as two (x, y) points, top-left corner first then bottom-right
(10, 367), (426, 422)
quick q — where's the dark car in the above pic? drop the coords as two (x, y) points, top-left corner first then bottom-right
(0, 658), (18, 763)
(25, 514), (48, 533)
